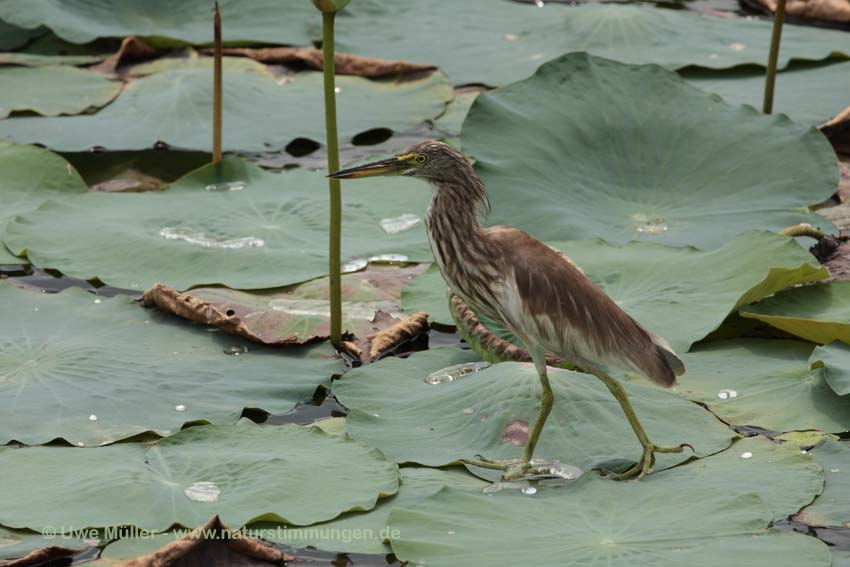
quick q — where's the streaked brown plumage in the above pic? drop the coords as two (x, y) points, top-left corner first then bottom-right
(329, 140), (690, 480)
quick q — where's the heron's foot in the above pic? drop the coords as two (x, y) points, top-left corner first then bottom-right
(600, 442), (694, 481)
(462, 455), (582, 481)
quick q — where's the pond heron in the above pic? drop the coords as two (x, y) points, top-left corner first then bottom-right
(329, 141), (691, 480)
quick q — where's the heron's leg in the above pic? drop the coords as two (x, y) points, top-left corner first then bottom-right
(589, 368), (692, 481)
(460, 347), (555, 478)
(520, 346), (554, 464)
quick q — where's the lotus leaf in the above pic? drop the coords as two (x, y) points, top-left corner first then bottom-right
(401, 264), (453, 328)
(387, 464), (829, 567)
(0, 284), (343, 446)
(810, 342), (850, 396)
(0, 51), (103, 66)
(433, 91), (480, 135)
(5, 158), (432, 290)
(403, 231), (826, 352)
(0, 66), (121, 119)
(741, 281), (850, 344)
(0, 140), (87, 264)
(335, 1), (850, 86)
(0, 526), (89, 560)
(335, 348), (734, 473)
(677, 339), (850, 433)
(0, 68), (453, 152)
(262, 467), (489, 554)
(0, 20), (42, 50)
(797, 439), (850, 527)
(461, 53), (837, 248)
(129, 55), (271, 76)
(0, 423), (399, 531)
(0, 0), (318, 45)
(683, 60), (850, 126)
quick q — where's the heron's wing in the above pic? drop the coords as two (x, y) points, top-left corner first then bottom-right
(485, 227), (682, 386)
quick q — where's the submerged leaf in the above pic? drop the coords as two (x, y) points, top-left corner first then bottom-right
(0, 424), (399, 532)
(462, 53), (837, 248)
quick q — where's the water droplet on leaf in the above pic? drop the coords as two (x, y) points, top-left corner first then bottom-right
(205, 181), (246, 192)
(159, 227), (264, 249)
(425, 361), (491, 384)
(88, 414), (98, 421)
(175, 404), (187, 412)
(184, 481), (221, 502)
(379, 213), (420, 234)
(223, 345), (248, 356)
(521, 486), (537, 495)
(741, 451), (753, 459)
(717, 389), (738, 400)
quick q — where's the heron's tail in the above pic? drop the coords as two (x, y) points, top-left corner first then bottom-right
(641, 333), (685, 388)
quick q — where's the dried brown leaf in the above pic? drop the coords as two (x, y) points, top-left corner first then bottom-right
(207, 47), (435, 77)
(368, 311), (429, 360)
(0, 546), (86, 567)
(751, 0), (850, 23)
(121, 515), (293, 567)
(94, 36), (158, 74)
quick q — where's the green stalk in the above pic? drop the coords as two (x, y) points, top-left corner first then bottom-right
(321, 11), (343, 345)
(212, 1), (222, 163)
(762, 0), (787, 114)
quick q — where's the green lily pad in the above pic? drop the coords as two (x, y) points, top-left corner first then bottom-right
(683, 60), (850, 126)
(776, 430), (838, 447)
(434, 91), (480, 135)
(335, 348), (734, 473)
(0, 526), (89, 560)
(0, 51), (104, 66)
(0, 66), (121, 119)
(335, 1), (850, 86)
(261, 467), (489, 555)
(0, 68), (452, 152)
(5, 157), (432, 290)
(741, 281), (850, 344)
(404, 231), (826, 352)
(401, 264), (453, 328)
(677, 339), (850, 433)
(461, 53), (837, 249)
(0, 284), (342, 446)
(810, 342), (850, 396)
(797, 439), (850, 527)
(0, 0), (318, 45)
(388, 468), (829, 567)
(0, 140), (88, 264)
(0, 423), (399, 532)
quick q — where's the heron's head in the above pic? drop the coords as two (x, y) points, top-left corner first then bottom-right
(328, 140), (471, 185)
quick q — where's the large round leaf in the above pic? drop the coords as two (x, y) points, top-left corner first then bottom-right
(0, 68), (452, 152)
(677, 339), (850, 433)
(0, 140), (88, 264)
(0, 284), (342, 446)
(0, 66), (121, 119)
(810, 342), (850, 396)
(797, 438), (850, 527)
(5, 158), (432, 290)
(403, 231), (826, 352)
(388, 465), (828, 567)
(0, 0), (318, 45)
(461, 53), (837, 249)
(262, 466), (489, 555)
(683, 60), (850, 126)
(335, 348), (734, 473)
(741, 281), (850, 344)
(0, 423), (399, 531)
(335, 1), (850, 86)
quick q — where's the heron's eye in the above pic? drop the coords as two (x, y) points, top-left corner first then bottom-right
(415, 154), (428, 164)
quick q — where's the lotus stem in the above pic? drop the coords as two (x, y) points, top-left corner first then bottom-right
(762, 0), (787, 114)
(321, 10), (343, 345)
(212, 1), (223, 163)
(779, 223), (827, 239)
